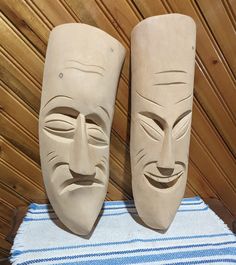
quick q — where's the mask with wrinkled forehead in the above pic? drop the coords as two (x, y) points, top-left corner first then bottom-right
(39, 24), (125, 235)
(131, 14), (196, 230)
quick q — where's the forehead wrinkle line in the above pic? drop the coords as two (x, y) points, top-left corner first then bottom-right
(42, 95), (73, 110)
(65, 59), (105, 71)
(154, 70), (187, 74)
(136, 91), (164, 108)
(64, 66), (104, 77)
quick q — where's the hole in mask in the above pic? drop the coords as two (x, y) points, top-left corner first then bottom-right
(154, 119), (164, 131)
(146, 175), (180, 189)
(139, 112), (165, 131)
(48, 107), (79, 119)
(173, 110), (191, 128)
(86, 118), (97, 125)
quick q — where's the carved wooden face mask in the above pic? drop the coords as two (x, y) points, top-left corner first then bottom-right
(39, 24), (125, 235)
(131, 14), (196, 230)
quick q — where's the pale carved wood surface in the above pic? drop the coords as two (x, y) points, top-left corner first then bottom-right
(0, 0), (235, 258)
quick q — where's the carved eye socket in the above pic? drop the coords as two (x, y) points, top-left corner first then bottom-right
(44, 114), (75, 138)
(87, 123), (108, 147)
(138, 113), (164, 141)
(173, 111), (192, 140)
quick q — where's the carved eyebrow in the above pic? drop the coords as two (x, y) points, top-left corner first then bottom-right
(65, 59), (105, 76)
(175, 94), (193, 104)
(99, 105), (110, 120)
(136, 91), (163, 108)
(42, 95), (73, 110)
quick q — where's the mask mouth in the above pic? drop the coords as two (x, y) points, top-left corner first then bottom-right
(144, 170), (183, 189)
(58, 166), (104, 195)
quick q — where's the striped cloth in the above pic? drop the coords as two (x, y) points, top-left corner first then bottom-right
(11, 197), (236, 265)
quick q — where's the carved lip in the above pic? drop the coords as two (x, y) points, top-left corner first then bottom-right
(58, 166), (104, 195)
(144, 170), (183, 184)
(59, 177), (103, 195)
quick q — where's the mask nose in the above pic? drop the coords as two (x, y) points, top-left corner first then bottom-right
(69, 114), (95, 175)
(156, 128), (175, 175)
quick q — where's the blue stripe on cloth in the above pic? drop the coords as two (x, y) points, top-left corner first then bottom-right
(23, 206), (209, 221)
(17, 247), (236, 265)
(11, 233), (233, 256)
(164, 259), (236, 265)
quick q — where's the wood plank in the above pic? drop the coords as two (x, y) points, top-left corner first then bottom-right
(132, 0), (166, 18)
(101, 0), (139, 39)
(0, 137), (44, 189)
(0, 49), (41, 113)
(0, 236), (11, 256)
(196, 0), (236, 76)
(110, 131), (130, 172)
(167, 0), (236, 119)
(194, 64), (236, 157)
(31, 0), (77, 25)
(0, 183), (29, 207)
(0, 201), (14, 223)
(110, 155), (132, 197)
(228, 0), (236, 20)
(0, 14), (44, 85)
(112, 105), (129, 143)
(107, 180), (131, 200)
(0, 160), (46, 202)
(0, 0), (48, 55)
(188, 162), (217, 199)
(190, 132), (236, 216)
(0, 83), (38, 139)
(0, 113), (40, 164)
(0, 218), (11, 238)
(192, 101), (236, 187)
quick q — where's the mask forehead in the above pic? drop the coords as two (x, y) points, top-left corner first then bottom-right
(132, 14), (196, 107)
(41, 23), (124, 112)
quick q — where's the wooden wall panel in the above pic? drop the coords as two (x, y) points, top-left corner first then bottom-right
(0, 0), (235, 258)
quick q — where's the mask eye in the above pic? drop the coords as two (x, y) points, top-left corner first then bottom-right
(138, 113), (164, 141)
(173, 111), (192, 140)
(44, 114), (75, 138)
(87, 122), (108, 147)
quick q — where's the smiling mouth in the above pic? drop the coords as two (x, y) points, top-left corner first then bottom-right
(144, 170), (183, 189)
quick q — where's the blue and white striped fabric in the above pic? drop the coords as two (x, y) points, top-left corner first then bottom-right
(11, 197), (236, 265)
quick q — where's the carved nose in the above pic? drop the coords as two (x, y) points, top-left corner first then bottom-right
(69, 114), (94, 175)
(156, 129), (175, 174)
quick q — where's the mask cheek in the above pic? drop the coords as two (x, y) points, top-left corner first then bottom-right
(89, 146), (109, 176)
(174, 130), (191, 163)
(40, 135), (70, 176)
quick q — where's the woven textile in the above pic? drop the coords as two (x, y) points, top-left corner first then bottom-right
(11, 197), (236, 264)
